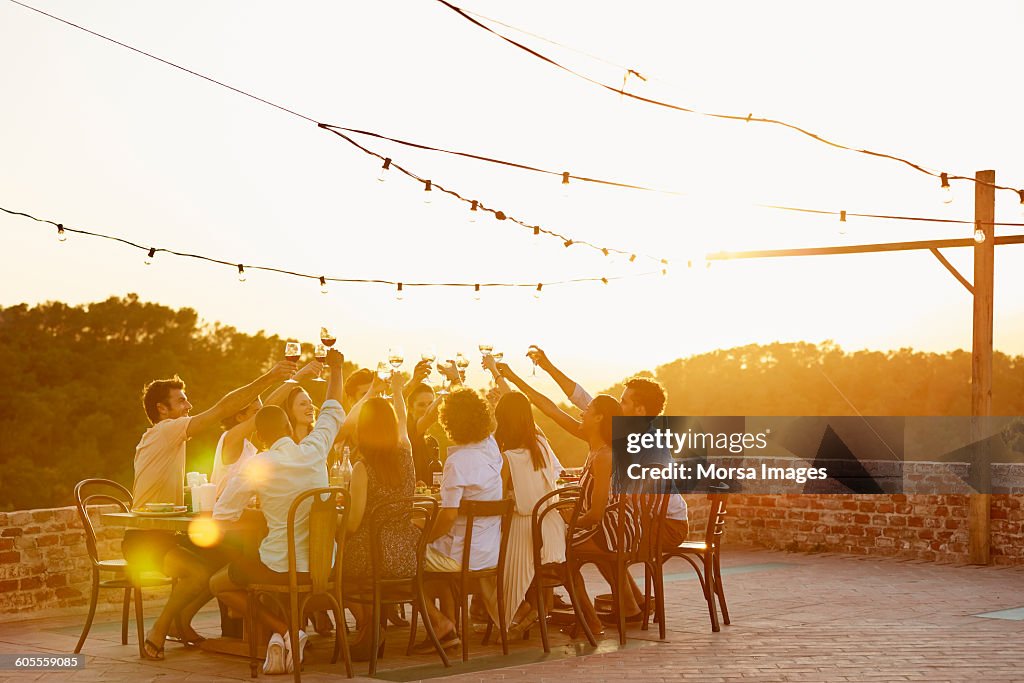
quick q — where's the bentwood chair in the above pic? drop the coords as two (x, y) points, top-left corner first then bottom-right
(245, 487), (352, 681)
(573, 491), (669, 644)
(346, 496), (449, 675)
(530, 486), (598, 652)
(72, 478), (174, 657)
(418, 497), (515, 662)
(652, 492), (730, 632)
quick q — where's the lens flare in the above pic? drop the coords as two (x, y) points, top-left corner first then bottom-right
(188, 516), (223, 548)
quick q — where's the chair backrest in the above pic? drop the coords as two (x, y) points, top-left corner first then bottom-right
(367, 495), (438, 584)
(703, 493), (728, 550)
(286, 487), (349, 594)
(613, 490), (669, 563)
(74, 479), (132, 566)
(531, 486), (580, 570)
(460, 498), (515, 576)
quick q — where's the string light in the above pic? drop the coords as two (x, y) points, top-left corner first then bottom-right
(1019, 190), (1024, 217)
(561, 171), (570, 198)
(396, 282), (404, 301)
(534, 283), (542, 299)
(839, 210), (847, 235)
(974, 224), (986, 244)
(601, 277), (609, 285)
(629, 254), (637, 263)
(469, 199), (478, 222)
(423, 179), (433, 203)
(237, 264), (246, 282)
(473, 283), (481, 301)
(56, 223), (66, 242)
(377, 157), (392, 183)
(144, 247), (156, 265)
(563, 239), (573, 248)
(319, 275), (328, 294)
(940, 173), (953, 205)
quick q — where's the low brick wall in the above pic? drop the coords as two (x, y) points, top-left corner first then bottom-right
(720, 494), (1024, 565)
(0, 505), (169, 618)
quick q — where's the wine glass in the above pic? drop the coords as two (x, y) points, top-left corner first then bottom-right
(320, 327), (336, 348)
(388, 347), (405, 371)
(435, 361), (452, 396)
(312, 343), (328, 382)
(478, 343), (493, 356)
(527, 345), (541, 377)
(284, 341), (302, 383)
(421, 349), (437, 386)
(493, 350), (504, 363)
(377, 361), (393, 399)
(455, 352), (469, 382)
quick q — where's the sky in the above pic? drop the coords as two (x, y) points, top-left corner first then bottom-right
(2, 0), (1023, 394)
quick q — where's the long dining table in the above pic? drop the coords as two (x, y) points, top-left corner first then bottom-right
(100, 510), (267, 657)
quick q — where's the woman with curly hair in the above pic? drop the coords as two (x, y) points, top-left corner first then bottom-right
(413, 387), (503, 654)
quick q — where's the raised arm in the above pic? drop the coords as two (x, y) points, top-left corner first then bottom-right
(188, 360), (296, 437)
(482, 354), (513, 397)
(338, 372), (385, 442)
(497, 363), (584, 441)
(530, 346), (581, 403)
(415, 395), (441, 436)
(391, 373), (412, 451)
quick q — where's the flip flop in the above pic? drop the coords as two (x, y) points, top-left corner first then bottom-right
(142, 639), (165, 661)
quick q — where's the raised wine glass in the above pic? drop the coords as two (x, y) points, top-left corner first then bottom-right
(455, 352), (469, 382)
(435, 361), (452, 396)
(421, 349), (437, 386)
(312, 343), (328, 382)
(284, 341), (302, 384)
(493, 351), (504, 363)
(527, 345), (541, 377)
(377, 361), (393, 399)
(320, 327), (336, 348)
(388, 347), (404, 371)
(478, 343), (493, 357)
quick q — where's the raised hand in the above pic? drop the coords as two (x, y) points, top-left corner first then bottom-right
(482, 353), (499, 374)
(269, 360), (298, 383)
(438, 360), (461, 384)
(294, 360), (324, 381)
(411, 358), (431, 385)
(325, 348), (344, 369)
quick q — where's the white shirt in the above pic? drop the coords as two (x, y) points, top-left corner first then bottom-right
(570, 383), (687, 521)
(211, 431), (258, 499)
(214, 399), (344, 573)
(431, 436), (504, 571)
(133, 416), (191, 509)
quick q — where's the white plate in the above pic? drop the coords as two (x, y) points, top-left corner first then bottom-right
(134, 508), (189, 517)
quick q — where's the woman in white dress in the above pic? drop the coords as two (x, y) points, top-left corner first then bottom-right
(486, 359), (567, 633)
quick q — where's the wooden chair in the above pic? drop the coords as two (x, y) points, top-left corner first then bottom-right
(654, 493), (730, 632)
(73, 478), (173, 657)
(573, 491), (669, 644)
(530, 486), (598, 652)
(420, 497), (514, 662)
(245, 487), (352, 681)
(346, 496), (450, 675)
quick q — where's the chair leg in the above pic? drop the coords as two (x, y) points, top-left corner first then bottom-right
(416, 582), (450, 667)
(563, 565), (597, 647)
(121, 586), (130, 646)
(713, 552), (730, 625)
(535, 578), (551, 653)
(703, 554), (720, 633)
(368, 589), (382, 676)
(74, 569), (101, 654)
(641, 564), (651, 632)
(654, 561), (666, 641)
(615, 562), (627, 646)
(133, 585), (146, 658)
(289, 594), (302, 683)
(406, 602), (419, 656)
(337, 600), (353, 678)
(460, 581), (470, 662)
(496, 576), (508, 656)
(482, 620), (493, 646)
(247, 590), (259, 679)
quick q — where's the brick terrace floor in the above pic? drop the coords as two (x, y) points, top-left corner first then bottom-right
(1, 548), (1023, 682)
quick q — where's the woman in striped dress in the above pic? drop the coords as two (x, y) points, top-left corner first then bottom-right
(496, 362), (632, 637)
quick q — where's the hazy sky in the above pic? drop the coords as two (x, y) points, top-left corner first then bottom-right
(2, 0), (1023, 394)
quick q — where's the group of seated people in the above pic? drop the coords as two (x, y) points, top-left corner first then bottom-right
(127, 345), (688, 674)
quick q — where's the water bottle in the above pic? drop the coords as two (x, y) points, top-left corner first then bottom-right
(339, 445), (353, 490)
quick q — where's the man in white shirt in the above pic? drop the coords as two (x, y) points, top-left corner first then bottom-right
(128, 360), (296, 660)
(414, 388), (503, 653)
(210, 349), (344, 674)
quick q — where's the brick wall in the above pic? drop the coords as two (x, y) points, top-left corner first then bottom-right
(0, 505), (169, 617)
(717, 493), (1023, 565)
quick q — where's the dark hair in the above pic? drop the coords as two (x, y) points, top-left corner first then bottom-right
(494, 392), (545, 471)
(344, 369), (374, 399)
(142, 376), (185, 425)
(407, 382), (434, 407)
(221, 398), (258, 432)
(283, 386), (313, 431)
(255, 405), (291, 447)
(590, 394), (622, 446)
(357, 397), (404, 489)
(624, 376), (666, 416)
(439, 388), (494, 445)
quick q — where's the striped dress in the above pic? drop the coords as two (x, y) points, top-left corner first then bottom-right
(573, 445), (639, 552)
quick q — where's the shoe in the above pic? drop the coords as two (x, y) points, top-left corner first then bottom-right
(386, 604), (409, 627)
(508, 609), (539, 639)
(411, 629), (460, 655)
(141, 638), (165, 661)
(263, 633), (287, 675)
(284, 629), (308, 674)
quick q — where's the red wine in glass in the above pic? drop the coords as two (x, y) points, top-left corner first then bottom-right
(320, 327), (336, 348)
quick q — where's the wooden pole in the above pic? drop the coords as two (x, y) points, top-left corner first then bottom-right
(969, 170), (995, 565)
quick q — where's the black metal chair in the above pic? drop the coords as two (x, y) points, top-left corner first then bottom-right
(72, 478), (174, 657)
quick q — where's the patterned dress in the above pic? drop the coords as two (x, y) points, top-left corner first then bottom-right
(342, 447), (420, 580)
(573, 445), (639, 552)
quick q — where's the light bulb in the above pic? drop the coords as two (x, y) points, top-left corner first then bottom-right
(377, 157), (391, 183)
(237, 264), (246, 283)
(396, 283), (404, 301)
(319, 276), (329, 295)
(1018, 190), (1024, 217)
(423, 179), (433, 204)
(145, 247), (155, 265)
(561, 171), (570, 198)
(473, 284), (481, 301)
(469, 200), (478, 223)
(838, 210), (847, 235)
(57, 224), (66, 242)
(534, 283), (542, 300)
(974, 229), (986, 244)
(940, 173), (953, 205)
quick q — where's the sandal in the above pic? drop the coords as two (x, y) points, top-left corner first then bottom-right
(508, 609), (539, 638)
(142, 639), (165, 661)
